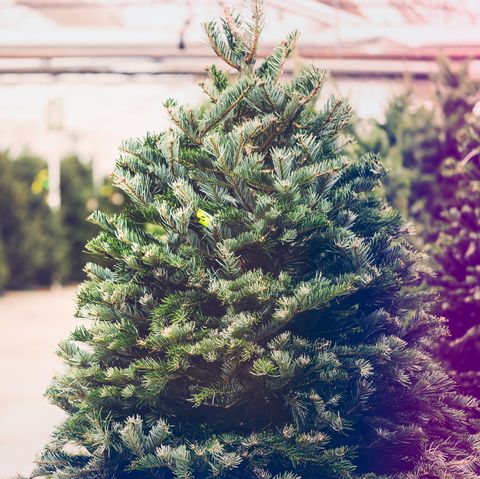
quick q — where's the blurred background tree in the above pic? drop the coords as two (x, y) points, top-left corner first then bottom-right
(349, 59), (479, 241)
(0, 152), (126, 292)
(0, 240), (8, 290)
(409, 60), (479, 241)
(429, 102), (480, 398)
(349, 86), (440, 237)
(348, 95), (416, 218)
(60, 155), (127, 282)
(350, 58), (480, 400)
(60, 155), (101, 283)
(0, 152), (64, 290)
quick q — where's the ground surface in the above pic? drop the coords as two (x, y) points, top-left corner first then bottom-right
(0, 286), (79, 479)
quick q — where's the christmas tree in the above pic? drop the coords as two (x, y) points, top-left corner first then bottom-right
(59, 155), (126, 283)
(29, 3), (480, 478)
(350, 60), (478, 244)
(347, 92), (423, 220)
(0, 152), (64, 290)
(349, 86), (446, 243)
(408, 60), (479, 243)
(431, 109), (480, 398)
(60, 155), (99, 283)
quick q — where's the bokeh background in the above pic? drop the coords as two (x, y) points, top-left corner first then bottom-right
(0, 1), (479, 477)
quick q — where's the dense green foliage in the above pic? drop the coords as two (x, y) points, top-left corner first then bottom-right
(430, 106), (480, 398)
(28, 4), (480, 479)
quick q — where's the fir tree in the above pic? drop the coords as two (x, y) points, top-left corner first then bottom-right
(350, 61), (478, 243)
(349, 87), (445, 241)
(408, 59), (479, 241)
(29, 3), (480, 478)
(431, 109), (480, 398)
(60, 155), (125, 283)
(59, 155), (126, 283)
(0, 152), (65, 289)
(347, 93), (420, 219)
(60, 155), (98, 283)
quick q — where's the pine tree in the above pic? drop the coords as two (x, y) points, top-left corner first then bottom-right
(29, 3), (480, 478)
(431, 110), (480, 398)
(60, 155), (98, 283)
(0, 151), (17, 291)
(0, 238), (9, 291)
(59, 155), (126, 283)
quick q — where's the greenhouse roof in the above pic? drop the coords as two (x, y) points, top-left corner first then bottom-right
(0, 0), (479, 75)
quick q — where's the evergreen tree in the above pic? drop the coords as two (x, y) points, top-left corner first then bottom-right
(347, 94), (416, 219)
(60, 155), (127, 283)
(14, 154), (66, 286)
(348, 89), (440, 236)
(408, 59), (478, 240)
(0, 151), (17, 291)
(0, 152), (64, 289)
(60, 155), (98, 283)
(350, 61), (478, 243)
(29, 3), (480, 478)
(431, 109), (480, 398)
(383, 94), (438, 232)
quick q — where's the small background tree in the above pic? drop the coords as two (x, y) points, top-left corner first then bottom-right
(0, 152), (126, 291)
(350, 60), (478, 240)
(0, 152), (65, 289)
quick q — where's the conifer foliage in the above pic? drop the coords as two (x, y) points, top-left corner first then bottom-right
(432, 115), (480, 398)
(349, 60), (478, 243)
(30, 3), (480, 478)
(409, 60), (479, 241)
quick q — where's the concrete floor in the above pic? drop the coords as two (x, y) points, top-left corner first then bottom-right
(0, 286), (79, 479)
